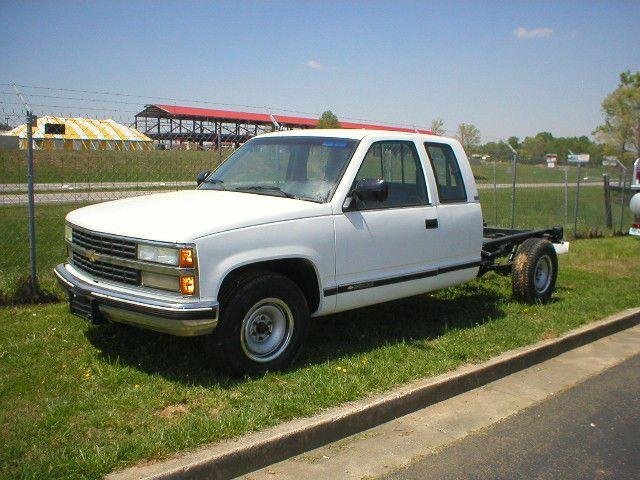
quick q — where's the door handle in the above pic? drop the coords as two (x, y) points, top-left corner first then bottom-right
(425, 218), (438, 229)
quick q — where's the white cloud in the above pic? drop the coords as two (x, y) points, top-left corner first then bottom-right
(513, 27), (553, 39)
(305, 60), (323, 70)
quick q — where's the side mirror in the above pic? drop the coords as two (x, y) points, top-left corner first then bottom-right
(196, 170), (211, 186)
(353, 178), (389, 202)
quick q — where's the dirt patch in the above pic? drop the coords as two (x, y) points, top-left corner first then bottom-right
(156, 404), (189, 419)
(540, 330), (558, 340)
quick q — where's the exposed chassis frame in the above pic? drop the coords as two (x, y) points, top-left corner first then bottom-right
(478, 226), (563, 277)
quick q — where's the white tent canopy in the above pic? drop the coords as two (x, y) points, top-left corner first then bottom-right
(2, 116), (153, 150)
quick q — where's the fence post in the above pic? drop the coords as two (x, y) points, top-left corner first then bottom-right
(603, 173), (612, 229)
(217, 122), (222, 160)
(619, 169), (627, 234)
(26, 111), (38, 294)
(493, 156), (497, 225)
(573, 162), (582, 237)
(564, 167), (569, 226)
(510, 152), (517, 228)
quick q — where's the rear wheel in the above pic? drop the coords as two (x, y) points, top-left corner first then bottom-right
(511, 238), (558, 304)
(211, 271), (309, 376)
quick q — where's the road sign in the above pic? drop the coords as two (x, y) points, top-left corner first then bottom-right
(602, 156), (618, 166)
(568, 154), (589, 164)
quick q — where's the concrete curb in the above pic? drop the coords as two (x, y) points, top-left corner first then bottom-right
(108, 307), (640, 480)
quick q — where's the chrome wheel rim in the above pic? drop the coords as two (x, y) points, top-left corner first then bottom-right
(240, 298), (294, 363)
(534, 255), (552, 293)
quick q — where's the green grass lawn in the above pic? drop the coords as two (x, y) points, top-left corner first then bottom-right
(0, 203), (82, 300)
(1, 237), (639, 479)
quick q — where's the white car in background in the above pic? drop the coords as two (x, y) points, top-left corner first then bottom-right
(630, 158), (640, 237)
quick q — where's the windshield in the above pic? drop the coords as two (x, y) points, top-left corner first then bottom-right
(198, 136), (359, 202)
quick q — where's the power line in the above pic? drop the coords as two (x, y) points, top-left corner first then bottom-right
(0, 100), (137, 114)
(5, 82), (433, 130)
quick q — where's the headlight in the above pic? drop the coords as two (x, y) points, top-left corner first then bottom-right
(141, 271), (179, 291)
(64, 224), (72, 242)
(137, 244), (180, 265)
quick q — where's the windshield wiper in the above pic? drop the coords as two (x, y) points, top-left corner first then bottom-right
(203, 178), (226, 189)
(234, 185), (297, 199)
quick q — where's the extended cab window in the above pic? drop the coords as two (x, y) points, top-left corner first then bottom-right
(353, 141), (429, 209)
(424, 143), (467, 203)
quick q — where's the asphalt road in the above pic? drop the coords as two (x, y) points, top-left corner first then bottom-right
(0, 181), (604, 205)
(383, 354), (640, 480)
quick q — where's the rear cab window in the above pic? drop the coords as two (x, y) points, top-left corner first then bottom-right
(424, 142), (467, 203)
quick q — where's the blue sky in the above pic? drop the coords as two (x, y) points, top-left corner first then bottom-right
(1, 1), (639, 140)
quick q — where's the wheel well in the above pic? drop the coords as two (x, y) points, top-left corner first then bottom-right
(218, 259), (321, 313)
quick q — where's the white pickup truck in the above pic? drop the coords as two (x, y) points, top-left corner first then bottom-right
(55, 130), (565, 375)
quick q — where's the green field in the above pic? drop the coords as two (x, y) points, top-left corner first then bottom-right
(0, 149), (227, 184)
(1, 237), (638, 479)
(471, 161), (623, 184)
(1, 149), (625, 185)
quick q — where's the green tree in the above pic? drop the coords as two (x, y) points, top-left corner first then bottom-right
(0, 122), (10, 131)
(477, 141), (512, 161)
(593, 70), (640, 163)
(456, 123), (481, 152)
(317, 110), (340, 129)
(429, 118), (446, 135)
(516, 132), (602, 164)
(520, 132), (553, 163)
(507, 136), (521, 150)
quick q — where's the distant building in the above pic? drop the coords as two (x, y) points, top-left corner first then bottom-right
(134, 104), (434, 149)
(1, 116), (153, 150)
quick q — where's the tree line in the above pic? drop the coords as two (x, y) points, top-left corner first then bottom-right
(318, 69), (639, 167)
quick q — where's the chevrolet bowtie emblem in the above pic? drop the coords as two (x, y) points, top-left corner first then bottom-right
(86, 250), (99, 263)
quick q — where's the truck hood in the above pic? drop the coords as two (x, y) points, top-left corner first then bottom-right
(66, 190), (333, 243)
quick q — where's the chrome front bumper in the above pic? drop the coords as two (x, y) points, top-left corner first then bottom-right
(54, 264), (218, 336)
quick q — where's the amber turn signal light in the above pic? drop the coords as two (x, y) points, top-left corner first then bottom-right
(179, 248), (195, 268)
(179, 275), (196, 295)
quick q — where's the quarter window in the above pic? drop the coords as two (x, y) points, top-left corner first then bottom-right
(424, 143), (467, 203)
(353, 141), (429, 209)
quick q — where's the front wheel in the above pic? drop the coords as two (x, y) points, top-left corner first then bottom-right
(211, 272), (309, 376)
(511, 238), (558, 304)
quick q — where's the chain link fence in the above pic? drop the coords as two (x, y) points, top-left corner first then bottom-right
(0, 87), (635, 303)
(475, 159), (633, 236)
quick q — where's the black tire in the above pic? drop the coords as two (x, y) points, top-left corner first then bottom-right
(511, 238), (558, 304)
(211, 271), (309, 376)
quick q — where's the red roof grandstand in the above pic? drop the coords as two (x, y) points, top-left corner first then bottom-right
(144, 104), (432, 134)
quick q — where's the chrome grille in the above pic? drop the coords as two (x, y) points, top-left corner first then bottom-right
(72, 251), (139, 285)
(72, 229), (137, 259)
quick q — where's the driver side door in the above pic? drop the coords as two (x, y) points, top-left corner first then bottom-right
(332, 140), (445, 312)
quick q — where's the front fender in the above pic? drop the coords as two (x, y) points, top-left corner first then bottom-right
(195, 216), (337, 315)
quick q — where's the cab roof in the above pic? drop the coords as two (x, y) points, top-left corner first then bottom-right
(258, 128), (452, 143)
